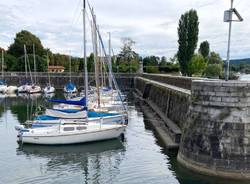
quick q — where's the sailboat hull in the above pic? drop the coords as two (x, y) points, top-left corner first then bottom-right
(28, 85), (42, 94)
(20, 125), (126, 145)
(0, 85), (7, 93)
(43, 86), (55, 94)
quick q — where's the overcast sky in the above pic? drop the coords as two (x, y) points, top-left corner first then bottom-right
(0, 0), (249, 59)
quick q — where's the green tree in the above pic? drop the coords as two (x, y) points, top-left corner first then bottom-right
(177, 9), (199, 76)
(207, 52), (223, 65)
(117, 37), (139, 73)
(159, 56), (167, 67)
(204, 64), (223, 78)
(204, 52), (224, 78)
(188, 54), (206, 76)
(8, 30), (45, 58)
(199, 41), (210, 59)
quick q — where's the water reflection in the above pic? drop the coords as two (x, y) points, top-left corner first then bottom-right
(16, 140), (125, 183)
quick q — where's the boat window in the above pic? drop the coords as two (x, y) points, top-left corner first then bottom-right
(76, 126), (87, 130)
(63, 127), (75, 131)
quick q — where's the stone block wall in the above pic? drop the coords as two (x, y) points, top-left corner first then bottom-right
(142, 73), (203, 90)
(178, 80), (250, 179)
(134, 77), (190, 130)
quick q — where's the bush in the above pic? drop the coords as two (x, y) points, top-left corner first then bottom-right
(188, 54), (206, 76)
(159, 64), (179, 73)
(144, 66), (159, 73)
(204, 64), (223, 78)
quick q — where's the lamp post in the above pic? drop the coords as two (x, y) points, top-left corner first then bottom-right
(224, 0), (243, 81)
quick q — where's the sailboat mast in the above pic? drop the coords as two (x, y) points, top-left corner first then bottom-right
(83, 0), (88, 108)
(33, 44), (37, 84)
(24, 45), (28, 80)
(92, 14), (100, 108)
(108, 32), (113, 89)
(47, 53), (51, 86)
(69, 54), (72, 82)
(1, 50), (4, 80)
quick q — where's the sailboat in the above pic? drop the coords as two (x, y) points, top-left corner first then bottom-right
(18, 45), (32, 93)
(64, 54), (77, 93)
(27, 44), (42, 94)
(43, 53), (55, 94)
(0, 50), (7, 93)
(15, 0), (126, 145)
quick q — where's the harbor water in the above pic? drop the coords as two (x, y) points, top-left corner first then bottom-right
(0, 92), (248, 184)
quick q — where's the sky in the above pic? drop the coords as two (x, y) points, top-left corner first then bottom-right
(0, 0), (249, 59)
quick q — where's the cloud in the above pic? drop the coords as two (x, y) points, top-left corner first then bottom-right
(0, 0), (249, 59)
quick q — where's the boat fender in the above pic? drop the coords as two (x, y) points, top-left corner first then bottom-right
(15, 125), (25, 131)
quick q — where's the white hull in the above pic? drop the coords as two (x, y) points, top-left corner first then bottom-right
(28, 85), (41, 94)
(18, 85), (31, 93)
(19, 124), (126, 145)
(0, 85), (7, 93)
(6, 86), (18, 94)
(64, 87), (77, 93)
(43, 86), (55, 94)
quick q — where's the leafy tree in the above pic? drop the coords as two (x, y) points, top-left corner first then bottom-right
(207, 52), (223, 65)
(204, 52), (224, 78)
(4, 54), (17, 71)
(177, 9), (199, 76)
(117, 37), (139, 73)
(199, 41), (210, 59)
(188, 54), (206, 76)
(204, 64), (223, 78)
(159, 56), (167, 67)
(8, 30), (45, 58)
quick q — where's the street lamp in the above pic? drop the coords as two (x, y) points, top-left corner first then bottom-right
(224, 0), (243, 81)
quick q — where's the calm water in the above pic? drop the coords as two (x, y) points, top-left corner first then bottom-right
(0, 92), (247, 184)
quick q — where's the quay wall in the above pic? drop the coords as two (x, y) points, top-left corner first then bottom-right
(141, 73), (203, 90)
(134, 76), (191, 143)
(178, 80), (250, 179)
(1, 72), (135, 90)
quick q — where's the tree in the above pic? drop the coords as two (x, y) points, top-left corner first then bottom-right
(199, 41), (210, 58)
(8, 30), (45, 58)
(117, 37), (139, 73)
(204, 64), (223, 78)
(159, 56), (167, 67)
(188, 54), (206, 76)
(204, 52), (224, 78)
(177, 9), (199, 76)
(207, 52), (223, 65)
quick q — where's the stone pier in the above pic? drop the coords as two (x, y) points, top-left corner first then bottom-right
(178, 80), (250, 179)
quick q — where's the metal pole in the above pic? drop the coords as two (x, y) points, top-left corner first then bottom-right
(225, 0), (233, 81)
(83, 0), (88, 108)
(33, 44), (36, 84)
(1, 50), (4, 80)
(108, 32), (113, 89)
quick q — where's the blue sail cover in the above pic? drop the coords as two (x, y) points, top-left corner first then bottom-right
(0, 80), (6, 85)
(49, 97), (86, 106)
(35, 111), (119, 120)
(65, 82), (76, 91)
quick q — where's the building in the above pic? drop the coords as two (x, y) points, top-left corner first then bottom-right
(48, 66), (65, 73)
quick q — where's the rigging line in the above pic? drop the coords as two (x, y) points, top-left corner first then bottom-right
(87, 2), (127, 111)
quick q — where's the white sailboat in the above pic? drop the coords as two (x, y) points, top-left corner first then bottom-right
(16, 122), (126, 145)
(43, 53), (55, 94)
(27, 44), (42, 94)
(0, 50), (7, 93)
(15, 0), (127, 145)
(18, 45), (32, 93)
(64, 54), (77, 93)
